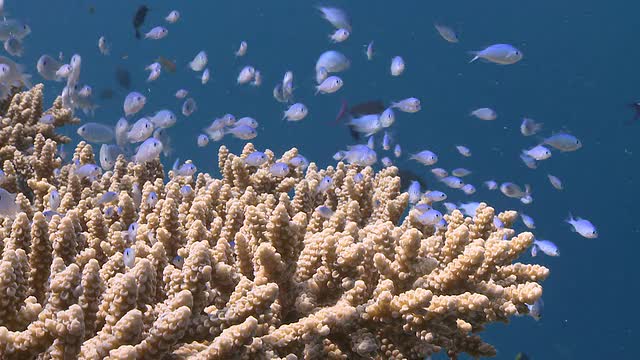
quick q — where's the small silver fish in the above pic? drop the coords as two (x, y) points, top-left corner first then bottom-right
(342, 145), (377, 166)
(520, 213), (536, 229)
(469, 44), (523, 65)
(49, 189), (61, 211)
(98, 36), (110, 55)
(75, 164), (101, 180)
(37, 55), (63, 81)
(172, 255), (184, 268)
(180, 185), (193, 196)
(500, 182), (530, 199)
(423, 190), (447, 202)
(542, 133), (582, 152)
(77, 123), (115, 143)
(149, 110), (177, 129)
(123, 247), (135, 268)
(123, 91), (146, 117)
(176, 163), (197, 177)
(393, 144), (402, 158)
(410, 150), (438, 165)
(456, 145), (471, 157)
(269, 162), (289, 177)
(315, 50), (350, 73)
(524, 145), (552, 161)
(566, 213), (597, 238)
(527, 298), (543, 320)
(244, 151), (268, 167)
(283, 103), (308, 121)
(408, 181), (421, 204)
(381, 157), (393, 167)
(235, 117), (258, 128)
(451, 168), (471, 177)
(390, 56), (405, 76)
(175, 89), (188, 99)
(416, 209), (443, 226)
(379, 108), (395, 128)
(434, 24), (459, 43)
(235, 41), (248, 57)
(182, 98), (197, 116)
(288, 155), (308, 169)
(97, 191), (118, 206)
(430, 168), (448, 178)
(127, 117), (154, 143)
(483, 180), (498, 190)
(133, 137), (163, 164)
(197, 134), (209, 147)
(145, 62), (161, 82)
(144, 26), (168, 40)
(317, 6), (351, 31)
(458, 202), (481, 217)
(461, 184), (476, 195)
(532, 240), (559, 257)
(189, 51), (208, 71)
(226, 124), (257, 140)
(165, 10), (180, 23)
(440, 176), (464, 189)
(316, 175), (333, 193)
(391, 97), (421, 113)
(470, 107), (497, 120)
(365, 41), (374, 60)
(520, 118), (543, 136)
(147, 191), (158, 208)
(201, 68), (210, 84)
(547, 174), (563, 190)
(4, 36), (23, 57)
(347, 114), (382, 137)
(382, 132), (391, 150)
(115, 117), (130, 148)
(237, 66), (255, 84)
(315, 76), (343, 94)
(315, 205), (334, 219)
(0, 19), (31, 41)
(315, 66), (329, 84)
(329, 28), (350, 43)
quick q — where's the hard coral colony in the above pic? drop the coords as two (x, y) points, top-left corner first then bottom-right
(0, 85), (548, 359)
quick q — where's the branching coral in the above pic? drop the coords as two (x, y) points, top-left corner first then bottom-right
(0, 85), (548, 359)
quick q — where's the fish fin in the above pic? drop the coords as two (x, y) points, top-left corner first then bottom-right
(135, 29), (141, 39)
(468, 52), (479, 63)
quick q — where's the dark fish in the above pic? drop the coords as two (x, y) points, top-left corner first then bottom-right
(514, 352), (530, 360)
(133, 5), (149, 39)
(99, 88), (115, 100)
(115, 67), (131, 90)
(397, 168), (427, 191)
(627, 102), (640, 125)
(156, 56), (176, 73)
(349, 100), (385, 116)
(88, 5), (96, 14)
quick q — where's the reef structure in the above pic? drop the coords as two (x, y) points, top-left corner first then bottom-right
(0, 85), (548, 359)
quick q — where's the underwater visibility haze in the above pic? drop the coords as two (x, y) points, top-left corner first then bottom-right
(0, 0), (637, 359)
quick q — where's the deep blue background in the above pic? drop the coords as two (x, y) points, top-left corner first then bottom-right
(9, 1), (638, 358)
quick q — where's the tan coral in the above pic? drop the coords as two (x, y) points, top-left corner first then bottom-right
(0, 86), (550, 359)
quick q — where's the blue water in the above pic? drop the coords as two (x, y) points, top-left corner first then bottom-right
(13, 0), (639, 358)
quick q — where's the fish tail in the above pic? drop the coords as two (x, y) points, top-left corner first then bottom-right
(135, 29), (141, 39)
(467, 51), (479, 63)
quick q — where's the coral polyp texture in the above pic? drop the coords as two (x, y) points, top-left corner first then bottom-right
(0, 85), (548, 359)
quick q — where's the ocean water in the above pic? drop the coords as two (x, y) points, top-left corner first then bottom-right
(10, 0), (639, 358)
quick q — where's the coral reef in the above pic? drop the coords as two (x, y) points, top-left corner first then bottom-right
(0, 85), (548, 359)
